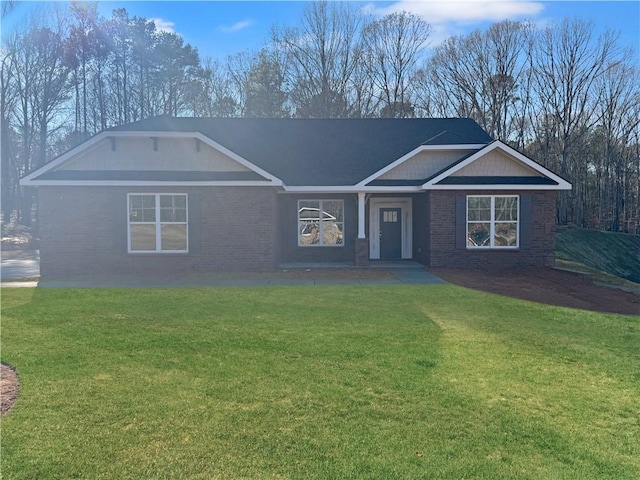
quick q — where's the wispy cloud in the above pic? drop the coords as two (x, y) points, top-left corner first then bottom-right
(220, 19), (254, 34)
(149, 17), (176, 34)
(364, 0), (545, 44)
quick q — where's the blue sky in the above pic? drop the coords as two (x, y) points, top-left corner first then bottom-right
(3, 1), (639, 60)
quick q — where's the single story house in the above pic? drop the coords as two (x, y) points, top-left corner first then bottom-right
(21, 116), (571, 277)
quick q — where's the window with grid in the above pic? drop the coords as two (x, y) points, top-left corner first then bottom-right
(298, 200), (344, 246)
(128, 194), (188, 253)
(467, 195), (519, 248)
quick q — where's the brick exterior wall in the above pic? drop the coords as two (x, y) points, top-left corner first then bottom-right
(36, 186), (558, 276)
(38, 186), (279, 277)
(426, 190), (557, 268)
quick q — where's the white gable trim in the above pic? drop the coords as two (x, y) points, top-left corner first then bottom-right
(191, 132), (282, 184)
(422, 141), (572, 190)
(426, 184), (567, 191)
(356, 144), (487, 187)
(21, 133), (107, 184)
(281, 186), (423, 193)
(22, 180), (280, 187)
(21, 131), (284, 187)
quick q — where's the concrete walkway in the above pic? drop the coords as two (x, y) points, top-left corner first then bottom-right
(1, 251), (445, 288)
(387, 267), (446, 285)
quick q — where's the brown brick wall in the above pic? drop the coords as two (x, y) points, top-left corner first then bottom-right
(427, 190), (557, 268)
(38, 186), (279, 277)
(37, 186), (558, 275)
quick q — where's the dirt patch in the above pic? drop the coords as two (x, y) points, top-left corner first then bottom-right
(1, 363), (19, 416)
(432, 268), (640, 316)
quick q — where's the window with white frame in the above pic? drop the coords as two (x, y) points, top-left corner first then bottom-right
(467, 195), (519, 248)
(128, 194), (188, 252)
(298, 200), (344, 246)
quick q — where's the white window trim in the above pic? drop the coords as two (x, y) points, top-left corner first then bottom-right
(297, 199), (344, 247)
(466, 195), (519, 249)
(128, 193), (189, 253)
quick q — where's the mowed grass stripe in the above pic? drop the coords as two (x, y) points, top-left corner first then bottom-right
(1, 286), (638, 479)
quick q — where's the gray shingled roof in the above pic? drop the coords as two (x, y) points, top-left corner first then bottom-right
(108, 116), (492, 186)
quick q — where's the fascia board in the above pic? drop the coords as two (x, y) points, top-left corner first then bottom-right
(191, 132), (283, 184)
(20, 133), (108, 184)
(491, 141), (572, 189)
(22, 180), (282, 187)
(23, 181), (419, 192)
(356, 144), (487, 187)
(280, 186), (423, 194)
(425, 184), (570, 191)
(422, 141), (572, 190)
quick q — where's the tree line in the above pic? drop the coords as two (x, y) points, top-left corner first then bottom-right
(2, 1), (639, 233)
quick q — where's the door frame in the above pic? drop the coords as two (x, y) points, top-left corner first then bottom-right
(369, 197), (412, 260)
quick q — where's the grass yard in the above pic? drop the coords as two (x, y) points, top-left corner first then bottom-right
(1, 285), (639, 479)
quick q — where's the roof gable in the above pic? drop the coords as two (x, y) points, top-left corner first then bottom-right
(423, 141), (572, 190)
(21, 130), (282, 186)
(359, 145), (484, 187)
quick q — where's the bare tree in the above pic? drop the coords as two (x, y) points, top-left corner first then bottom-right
(4, 10), (71, 224)
(361, 11), (430, 118)
(348, 41), (379, 118)
(188, 56), (240, 117)
(1, 45), (18, 222)
(416, 20), (532, 140)
(1, 0), (15, 18)
(106, 8), (133, 124)
(273, 1), (363, 117)
(590, 61), (640, 230)
(530, 18), (622, 224)
(67, 1), (101, 139)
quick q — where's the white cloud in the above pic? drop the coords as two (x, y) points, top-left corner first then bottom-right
(149, 18), (176, 34)
(366, 0), (545, 44)
(220, 20), (254, 34)
(373, 0), (544, 23)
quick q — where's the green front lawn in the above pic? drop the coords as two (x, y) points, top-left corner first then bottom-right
(1, 286), (639, 479)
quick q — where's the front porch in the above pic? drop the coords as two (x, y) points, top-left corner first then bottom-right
(278, 192), (427, 268)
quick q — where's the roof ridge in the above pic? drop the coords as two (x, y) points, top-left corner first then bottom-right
(420, 130), (448, 145)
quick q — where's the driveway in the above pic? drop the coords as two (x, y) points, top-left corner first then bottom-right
(1, 249), (40, 281)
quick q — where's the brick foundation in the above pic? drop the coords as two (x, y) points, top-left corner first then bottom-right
(355, 238), (370, 266)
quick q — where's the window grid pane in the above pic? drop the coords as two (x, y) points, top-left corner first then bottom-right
(130, 224), (157, 251)
(129, 194), (156, 222)
(298, 200), (344, 247)
(161, 224), (188, 250)
(467, 222), (491, 247)
(129, 194), (188, 253)
(494, 222), (518, 247)
(467, 196), (518, 249)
